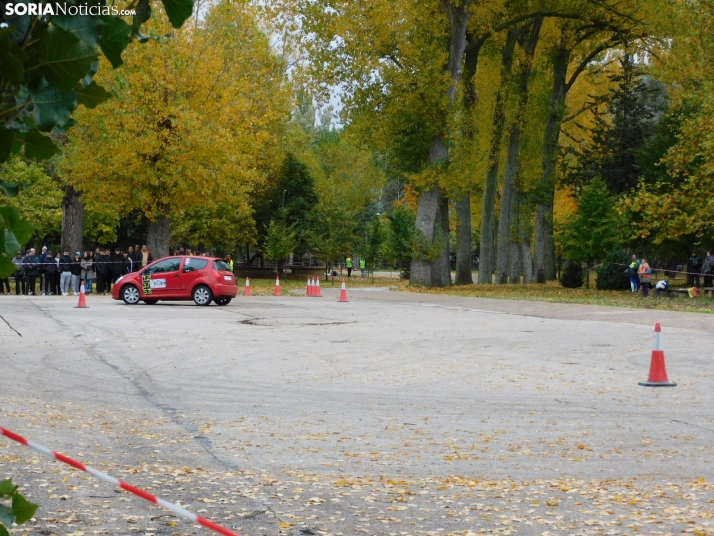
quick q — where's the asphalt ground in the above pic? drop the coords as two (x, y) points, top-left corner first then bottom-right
(1, 289), (713, 536)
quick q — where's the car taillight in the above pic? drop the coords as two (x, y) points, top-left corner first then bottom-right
(213, 269), (220, 279)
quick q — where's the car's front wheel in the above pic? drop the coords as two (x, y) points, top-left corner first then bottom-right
(121, 285), (141, 305)
(213, 296), (232, 306)
(193, 285), (213, 306)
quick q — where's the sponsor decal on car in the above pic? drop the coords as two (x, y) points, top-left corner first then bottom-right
(150, 278), (167, 289)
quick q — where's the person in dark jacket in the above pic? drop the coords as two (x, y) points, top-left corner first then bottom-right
(703, 252), (713, 289)
(52, 253), (60, 295)
(626, 255), (640, 293)
(23, 248), (40, 295)
(688, 252), (702, 287)
(109, 248), (125, 285)
(12, 252), (25, 295)
(42, 251), (57, 295)
(95, 248), (108, 294)
(70, 252), (82, 294)
(38, 246), (48, 295)
(132, 246), (142, 271)
(59, 249), (72, 295)
(122, 251), (133, 274)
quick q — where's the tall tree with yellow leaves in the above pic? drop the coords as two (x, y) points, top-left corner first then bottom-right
(60, 1), (289, 257)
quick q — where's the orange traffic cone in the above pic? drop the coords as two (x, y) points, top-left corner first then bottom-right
(244, 277), (251, 297)
(306, 277), (311, 296)
(74, 281), (88, 308)
(315, 277), (322, 297)
(639, 323), (676, 387)
(338, 278), (348, 302)
(310, 277), (317, 296)
(274, 277), (282, 297)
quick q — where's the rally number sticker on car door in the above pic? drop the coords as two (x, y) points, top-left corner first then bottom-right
(142, 274), (152, 295)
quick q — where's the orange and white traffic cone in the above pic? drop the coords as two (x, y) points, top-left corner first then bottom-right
(74, 282), (88, 308)
(306, 277), (311, 296)
(338, 278), (348, 302)
(315, 277), (322, 297)
(244, 277), (251, 297)
(274, 277), (282, 297)
(310, 277), (317, 296)
(638, 323), (676, 387)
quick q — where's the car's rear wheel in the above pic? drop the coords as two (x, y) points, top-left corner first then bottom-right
(193, 285), (213, 306)
(122, 285), (141, 305)
(143, 299), (158, 305)
(213, 297), (232, 306)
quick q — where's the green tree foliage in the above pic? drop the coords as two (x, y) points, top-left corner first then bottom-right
(385, 203), (415, 280)
(561, 178), (622, 266)
(563, 55), (666, 195)
(364, 217), (388, 278)
(596, 247), (631, 290)
(0, 157), (62, 245)
(0, 478), (39, 536)
(262, 218), (298, 274)
(253, 153), (318, 253)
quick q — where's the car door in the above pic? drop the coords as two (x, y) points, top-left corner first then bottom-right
(178, 257), (209, 297)
(140, 258), (182, 298)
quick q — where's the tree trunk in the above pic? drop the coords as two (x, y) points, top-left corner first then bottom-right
(147, 215), (170, 259)
(519, 199), (534, 284)
(453, 36), (482, 287)
(410, 0), (470, 288)
(435, 193), (451, 287)
(536, 44), (568, 283)
(495, 19), (542, 285)
(545, 213), (556, 280)
(507, 240), (521, 284)
(454, 194), (473, 284)
(411, 182), (450, 287)
(521, 241), (534, 283)
(496, 124), (521, 284)
(479, 29), (518, 285)
(61, 185), (84, 254)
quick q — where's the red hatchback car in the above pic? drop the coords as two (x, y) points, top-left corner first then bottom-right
(112, 256), (237, 306)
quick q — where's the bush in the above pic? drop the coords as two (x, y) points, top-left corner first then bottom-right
(560, 261), (584, 288)
(596, 247), (631, 290)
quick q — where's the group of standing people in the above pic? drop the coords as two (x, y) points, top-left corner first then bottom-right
(344, 256), (367, 278)
(2, 245), (153, 296)
(626, 255), (653, 297)
(625, 251), (714, 297)
(688, 251), (714, 288)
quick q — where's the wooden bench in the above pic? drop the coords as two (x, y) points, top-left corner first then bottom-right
(657, 287), (714, 298)
(666, 288), (689, 298)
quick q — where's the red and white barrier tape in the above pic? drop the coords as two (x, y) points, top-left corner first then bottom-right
(615, 262), (711, 277)
(0, 427), (239, 536)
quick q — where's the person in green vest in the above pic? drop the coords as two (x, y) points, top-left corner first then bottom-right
(359, 257), (366, 278)
(345, 256), (353, 277)
(626, 255), (640, 293)
(225, 254), (234, 272)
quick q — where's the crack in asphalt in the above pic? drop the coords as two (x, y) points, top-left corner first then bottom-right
(30, 300), (285, 531)
(31, 302), (240, 472)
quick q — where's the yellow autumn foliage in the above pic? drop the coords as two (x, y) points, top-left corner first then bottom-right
(60, 0), (290, 243)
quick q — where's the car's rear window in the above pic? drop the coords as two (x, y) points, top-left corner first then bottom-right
(183, 258), (208, 272)
(214, 260), (232, 271)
